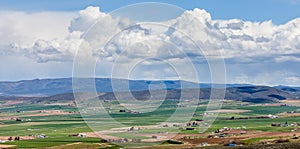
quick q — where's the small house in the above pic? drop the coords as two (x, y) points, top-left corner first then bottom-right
(38, 134), (46, 138)
(219, 134), (225, 138)
(78, 133), (86, 138)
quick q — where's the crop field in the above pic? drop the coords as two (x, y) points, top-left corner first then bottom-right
(1, 99), (300, 148)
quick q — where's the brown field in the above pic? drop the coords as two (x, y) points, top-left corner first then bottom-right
(0, 144), (16, 148)
(3, 100), (24, 106)
(24, 110), (75, 117)
(257, 103), (284, 106)
(0, 116), (18, 121)
(0, 136), (35, 141)
(278, 112), (300, 118)
(0, 124), (7, 127)
(85, 132), (121, 140)
(48, 142), (109, 149)
(281, 100), (300, 103)
(177, 131), (300, 145)
(0, 110), (76, 120)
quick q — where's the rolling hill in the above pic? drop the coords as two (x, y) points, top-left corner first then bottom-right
(0, 78), (249, 96)
(0, 78), (299, 103)
(98, 86), (300, 103)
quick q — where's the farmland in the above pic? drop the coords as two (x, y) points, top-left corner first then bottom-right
(1, 98), (300, 148)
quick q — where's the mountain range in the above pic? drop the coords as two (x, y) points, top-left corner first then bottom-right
(0, 78), (299, 103)
(0, 78), (251, 96)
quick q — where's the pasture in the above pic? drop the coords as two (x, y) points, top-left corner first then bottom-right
(0, 99), (300, 148)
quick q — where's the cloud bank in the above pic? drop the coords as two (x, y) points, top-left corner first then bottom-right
(0, 6), (300, 85)
(1, 7), (299, 63)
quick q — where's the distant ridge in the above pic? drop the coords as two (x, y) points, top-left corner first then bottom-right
(0, 78), (251, 96)
(98, 86), (299, 103)
(1, 86), (299, 103)
(1, 78), (300, 103)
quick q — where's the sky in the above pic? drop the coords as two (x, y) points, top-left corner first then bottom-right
(0, 0), (299, 24)
(0, 0), (300, 86)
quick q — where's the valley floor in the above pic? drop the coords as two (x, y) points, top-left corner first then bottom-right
(1, 99), (300, 148)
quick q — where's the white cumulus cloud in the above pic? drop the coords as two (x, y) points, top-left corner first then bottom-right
(1, 6), (300, 64)
(1, 6), (300, 85)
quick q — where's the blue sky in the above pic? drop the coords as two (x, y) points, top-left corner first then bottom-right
(0, 0), (299, 24)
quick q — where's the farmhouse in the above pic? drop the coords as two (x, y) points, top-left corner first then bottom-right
(268, 114), (278, 118)
(78, 133), (86, 138)
(287, 111), (295, 114)
(218, 133), (225, 138)
(215, 127), (231, 133)
(38, 134), (46, 138)
(271, 121), (297, 127)
(69, 133), (86, 138)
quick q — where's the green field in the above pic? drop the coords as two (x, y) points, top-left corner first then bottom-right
(1, 99), (300, 148)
